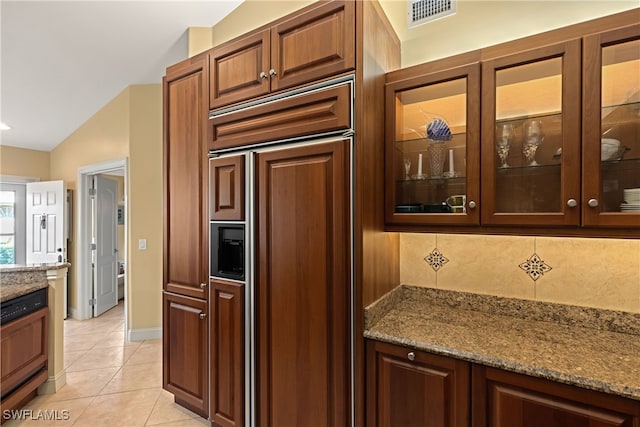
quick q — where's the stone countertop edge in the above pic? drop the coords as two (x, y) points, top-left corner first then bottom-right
(0, 263), (69, 302)
(0, 262), (70, 273)
(364, 285), (640, 401)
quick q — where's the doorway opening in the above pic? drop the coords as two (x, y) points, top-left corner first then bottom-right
(75, 159), (128, 332)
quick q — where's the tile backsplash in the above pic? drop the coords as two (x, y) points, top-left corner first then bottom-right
(400, 233), (640, 313)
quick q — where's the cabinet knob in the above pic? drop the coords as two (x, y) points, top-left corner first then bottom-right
(200, 283), (207, 289)
(566, 199), (577, 208)
(407, 352), (415, 361)
(269, 68), (277, 77)
(259, 71), (268, 80)
(199, 312), (207, 320)
(467, 200), (477, 209)
(588, 198), (599, 208)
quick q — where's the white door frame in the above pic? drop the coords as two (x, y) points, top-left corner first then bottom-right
(76, 158), (128, 325)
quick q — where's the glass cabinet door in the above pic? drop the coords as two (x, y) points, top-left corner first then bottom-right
(481, 40), (581, 226)
(583, 24), (640, 227)
(384, 63), (480, 226)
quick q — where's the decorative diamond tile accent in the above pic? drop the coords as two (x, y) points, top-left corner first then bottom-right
(519, 253), (552, 281)
(424, 248), (449, 271)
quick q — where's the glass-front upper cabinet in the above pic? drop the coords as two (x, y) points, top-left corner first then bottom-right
(384, 63), (480, 226)
(481, 40), (581, 226)
(583, 24), (640, 228)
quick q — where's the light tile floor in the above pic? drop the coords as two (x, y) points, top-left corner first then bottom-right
(4, 302), (207, 427)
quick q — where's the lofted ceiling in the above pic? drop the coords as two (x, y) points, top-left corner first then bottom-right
(0, 0), (243, 152)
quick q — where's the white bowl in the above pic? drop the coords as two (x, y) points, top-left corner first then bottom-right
(601, 138), (621, 160)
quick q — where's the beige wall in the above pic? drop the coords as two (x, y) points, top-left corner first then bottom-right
(188, 27), (214, 57)
(0, 146), (50, 180)
(127, 85), (163, 331)
(49, 88), (130, 317)
(188, 0), (314, 54)
(400, 234), (640, 313)
(49, 84), (162, 334)
(377, 1), (638, 68)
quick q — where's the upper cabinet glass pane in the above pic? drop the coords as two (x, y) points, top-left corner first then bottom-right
(393, 77), (468, 214)
(600, 39), (640, 213)
(396, 79), (467, 142)
(493, 57), (563, 213)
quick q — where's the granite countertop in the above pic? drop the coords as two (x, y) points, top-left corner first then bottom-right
(0, 262), (70, 273)
(0, 263), (68, 302)
(364, 285), (640, 401)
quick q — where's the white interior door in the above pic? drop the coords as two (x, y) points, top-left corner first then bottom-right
(93, 175), (118, 317)
(26, 180), (65, 264)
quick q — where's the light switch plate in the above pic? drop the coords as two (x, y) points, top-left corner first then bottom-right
(138, 239), (147, 250)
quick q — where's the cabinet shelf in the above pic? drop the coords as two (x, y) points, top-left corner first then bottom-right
(602, 100), (639, 112)
(394, 134), (466, 154)
(396, 175), (466, 185)
(496, 110), (562, 124)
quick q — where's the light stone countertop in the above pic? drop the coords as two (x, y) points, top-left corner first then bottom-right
(0, 263), (69, 302)
(364, 285), (640, 401)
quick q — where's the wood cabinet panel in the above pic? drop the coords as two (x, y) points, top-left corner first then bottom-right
(582, 23), (640, 228)
(0, 308), (48, 398)
(210, 83), (351, 151)
(270, 0), (355, 92)
(256, 140), (350, 427)
(162, 291), (208, 417)
(210, 30), (271, 110)
(209, 1), (354, 110)
(163, 56), (209, 299)
(209, 156), (245, 221)
(472, 366), (640, 427)
(366, 340), (470, 427)
(210, 279), (244, 427)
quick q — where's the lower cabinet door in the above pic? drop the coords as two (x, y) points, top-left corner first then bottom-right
(210, 279), (244, 427)
(472, 366), (640, 427)
(162, 291), (208, 417)
(366, 340), (470, 427)
(0, 307), (48, 397)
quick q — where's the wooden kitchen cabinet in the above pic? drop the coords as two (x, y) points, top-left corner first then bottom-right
(209, 279), (244, 427)
(384, 12), (640, 236)
(209, 155), (244, 221)
(481, 40), (582, 226)
(210, 81), (352, 151)
(0, 307), (48, 418)
(385, 62), (481, 226)
(209, 0), (355, 109)
(472, 365), (640, 427)
(162, 291), (208, 417)
(163, 53), (210, 299)
(256, 139), (351, 427)
(582, 23), (640, 227)
(366, 340), (470, 427)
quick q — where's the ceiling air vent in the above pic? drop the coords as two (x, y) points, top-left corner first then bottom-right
(408, 0), (456, 28)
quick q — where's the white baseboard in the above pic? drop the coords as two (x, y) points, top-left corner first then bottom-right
(127, 327), (162, 342)
(38, 370), (67, 395)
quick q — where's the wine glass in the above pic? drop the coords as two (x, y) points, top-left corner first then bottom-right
(522, 120), (544, 166)
(496, 123), (514, 168)
(403, 158), (411, 180)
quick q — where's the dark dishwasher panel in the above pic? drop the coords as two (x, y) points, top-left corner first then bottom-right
(210, 223), (245, 281)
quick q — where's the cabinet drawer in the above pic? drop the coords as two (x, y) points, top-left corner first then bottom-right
(210, 82), (351, 151)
